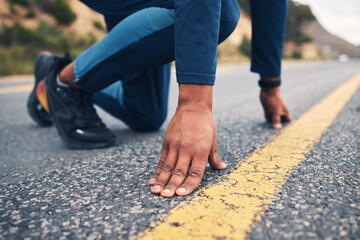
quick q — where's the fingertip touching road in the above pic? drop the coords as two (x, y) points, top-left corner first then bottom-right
(0, 60), (359, 239)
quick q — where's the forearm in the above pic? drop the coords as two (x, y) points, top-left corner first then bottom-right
(150, 83), (223, 198)
(177, 84), (213, 112)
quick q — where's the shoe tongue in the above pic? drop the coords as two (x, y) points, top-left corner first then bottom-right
(70, 90), (103, 127)
(56, 57), (72, 72)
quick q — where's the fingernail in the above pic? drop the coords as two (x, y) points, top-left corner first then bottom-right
(177, 188), (186, 194)
(162, 189), (171, 194)
(149, 178), (156, 184)
(152, 185), (161, 192)
(273, 123), (282, 129)
(221, 162), (227, 168)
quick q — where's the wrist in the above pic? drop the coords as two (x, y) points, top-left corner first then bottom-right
(258, 76), (281, 89)
(177, 84), (213, 112)
(260, 86), (280, 97)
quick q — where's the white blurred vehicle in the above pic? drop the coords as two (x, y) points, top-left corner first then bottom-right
(338, 54), (349, 63)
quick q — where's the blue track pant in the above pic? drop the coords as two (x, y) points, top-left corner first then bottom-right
(74, 0), (287, 131)
(250, 0), (288, 77)
(75, 0), (240, 131)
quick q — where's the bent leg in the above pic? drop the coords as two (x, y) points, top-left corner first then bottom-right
(93, 64), (171, 131)
(74, 1), (239, 93)
(75, 2), (239, 131)
(249, 0), (288, 77)
(75, 7), (175, 93)
(91, 9), (172, 132)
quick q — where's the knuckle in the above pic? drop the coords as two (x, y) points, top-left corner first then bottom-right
(173, 167), (187, 178)
(171, 140), (181, 149)
(162, 139), (170, 147)
(197, 145), (210, 156)
(162, 163), (174, 173)
(165, 138), (180, 149)
(188, 168), (203, 179)
(180, 140), (192, 151)
(156, 158), (166, 170)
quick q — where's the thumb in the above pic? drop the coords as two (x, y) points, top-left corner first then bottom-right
(209, 153), (227, 170)
(282, 109), (292, 122)
(208, 138), (226, 170)
(272, 113), (282, 129)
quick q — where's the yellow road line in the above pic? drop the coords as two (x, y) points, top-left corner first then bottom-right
(0, 84), (33, 95)
(0, 75), (32, 84)
(137, 72), (360, 240)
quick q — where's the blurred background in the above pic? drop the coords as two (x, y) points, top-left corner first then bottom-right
(0, 0), (359, 76)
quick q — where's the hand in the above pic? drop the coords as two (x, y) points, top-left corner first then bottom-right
(148, 84), (226, 198)
(260, 86), (292, 129)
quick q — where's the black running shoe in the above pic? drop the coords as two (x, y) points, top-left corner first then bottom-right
(27, 51), (55, 126)
(43, 56), (116, 149)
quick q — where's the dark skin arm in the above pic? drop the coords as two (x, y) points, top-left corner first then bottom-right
(149, 84), (226, 198)
(58, 63), (224, 198)
(260, 76), (291, 129)
(149, 77), (291, 198)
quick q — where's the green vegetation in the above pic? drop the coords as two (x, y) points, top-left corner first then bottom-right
(93, 20), (106, 31)
(10, 0), (76, 26)
(237, 0), (315, 45)
(1, 0), (317, 76)
(9, 0), (30, 7)
(0, 0), (94, 76)
(25, 9), (36, 19)
(292, 51), (302, 59)
(238, 36), (251, 58)
(38, 0), (76, 26)
(0, 21), (96, 50)
(0, 21), (97, 76)
(285, 1), (315, 44)
(0, 46), (34, 75)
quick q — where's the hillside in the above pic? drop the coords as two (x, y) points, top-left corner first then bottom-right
(0, 0), (106, 37)
(0, 0), (358, 76)
(218, 0), (320, 61)
(301, 21), (360, 58)
(220, 0), (360, 61)
(0, 0), (106, 75)
(218, 9), (252, 62)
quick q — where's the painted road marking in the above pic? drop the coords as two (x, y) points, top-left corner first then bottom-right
(137, 72), (360, 240)
(0, 75), (32, 84)
(0, 84), (33, 95)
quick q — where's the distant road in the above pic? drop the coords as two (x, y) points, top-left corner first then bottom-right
(0, 60), (359, 239)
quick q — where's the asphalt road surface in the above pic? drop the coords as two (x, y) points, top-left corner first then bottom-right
(0, 60), (359, 239)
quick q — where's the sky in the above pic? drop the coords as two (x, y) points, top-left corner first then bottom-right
(294, 0), (360, 46)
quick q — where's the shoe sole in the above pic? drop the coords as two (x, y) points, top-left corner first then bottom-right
(27, 85), (52, 126)
(43, 74), (116, 149)
(27, 52), (54, 126)
(36, 81), (50, 113)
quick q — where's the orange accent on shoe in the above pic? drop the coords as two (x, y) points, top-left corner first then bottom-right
(36, 80), (50, 113)
(40, 51), (52, 55)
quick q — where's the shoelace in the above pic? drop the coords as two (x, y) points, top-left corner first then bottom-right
(72, 90), (105, 128)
